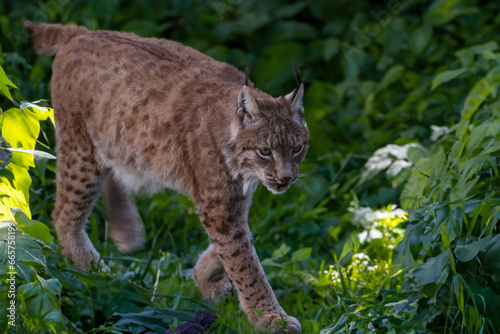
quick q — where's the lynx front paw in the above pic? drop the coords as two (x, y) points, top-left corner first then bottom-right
(66, 249), (109, 273)
(59, 233), (108, 273)
(256, 313), (301, 334)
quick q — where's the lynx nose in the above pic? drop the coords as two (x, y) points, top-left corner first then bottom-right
(277, 160), (293, 184)
(279, 176), (293, 184)
(277, 167), (294, 184)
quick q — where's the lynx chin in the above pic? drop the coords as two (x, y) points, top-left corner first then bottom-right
(26, 21), (309, 333)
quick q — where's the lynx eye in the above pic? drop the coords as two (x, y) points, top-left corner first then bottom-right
(258, 148), (272, 157)
(292, 145), (303, 154)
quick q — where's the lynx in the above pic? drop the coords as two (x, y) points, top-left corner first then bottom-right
(26, 21), (309, 333)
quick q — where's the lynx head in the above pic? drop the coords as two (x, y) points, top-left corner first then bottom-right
(229, 83), (309, 195)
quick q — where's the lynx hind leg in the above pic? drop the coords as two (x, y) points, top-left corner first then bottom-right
(193, 244), (233, 301)
(53, 134), (107, 271)
(104, 174), (145, 253)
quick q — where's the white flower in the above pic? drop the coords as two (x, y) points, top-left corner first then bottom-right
(370, 143), (419, 161)
(391, 207), (407, 218)
(387, 159), (412, 178)
(353, 252), (370, 261)
(365, 155), (393, 172)
(364, 143), (422, 178)
(351, 207), (375, 228)
(430, 125), (449, 141)
(358, 226), (383, 243)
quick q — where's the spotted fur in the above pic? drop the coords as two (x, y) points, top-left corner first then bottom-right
(26, 21), (309, 333)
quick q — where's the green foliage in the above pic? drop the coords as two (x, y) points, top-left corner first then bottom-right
(0, 0), (499, 333)
(0, 99), (54, 220)
(394, 45), (500, 332)
(0, 63), (62, 332)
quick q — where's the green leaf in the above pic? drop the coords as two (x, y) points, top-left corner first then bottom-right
(400, 154), (434, 209)
(1, 163), (32, 218)
(38, 276), (62, 296)
(454, 41), (499, 67)
(376, 65), (405, 93)
(410, 22), (433, 55)
(408, 251), (448, 286)
(2, 108), (39, 151)
(0, 228), (45, 281)
(272, 243), (291, 259)
(440, 227), (450, 250)
(431, 68), (469, 91)
(261, 258), (286, 269)
(455, 236), (491, 262)
(0, 66), (17, 102)
(470, 41), (500, 53)
(467, 277), (500, 329)
(54, 271), (84, 291)
(324, 38), (339, 61)
(12, 230), (46, 267)
(9, 150), (35, 169)
(291, 247), (312, 262)
(12, 208), (52, 244)
(19, 279), (65, 332)
(111, 309), (194, 333)
(42, 309), (65, 330)
(461, 66), (500, 121)
(483, 234), (500, 281)
(20, 101), (55, 127)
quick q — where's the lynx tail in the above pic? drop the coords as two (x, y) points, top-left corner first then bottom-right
(24, 21), (88, 55)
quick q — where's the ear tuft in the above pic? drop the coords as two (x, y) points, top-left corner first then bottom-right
(244, 66), (250, 86)
(293, 64), (302, 85)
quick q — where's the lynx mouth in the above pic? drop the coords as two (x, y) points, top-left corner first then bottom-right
(265, 182), (290, 194)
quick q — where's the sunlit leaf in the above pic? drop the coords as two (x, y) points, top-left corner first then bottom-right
(19, 101), (55, 127)
(0, 66), (17, 102)
(2, 108), (39, 151)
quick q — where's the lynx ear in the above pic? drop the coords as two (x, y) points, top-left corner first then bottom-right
(285, 83), (305, 125)
(231, 86), (260, 139)
(238, 85), (259, 119)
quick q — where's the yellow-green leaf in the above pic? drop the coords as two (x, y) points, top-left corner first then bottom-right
(0, 66), (17, 102)
(2, 108), (40, 151)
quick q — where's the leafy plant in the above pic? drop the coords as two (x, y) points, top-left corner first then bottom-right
(0, 64), (59, 331)
(395, 43), (500, 333)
